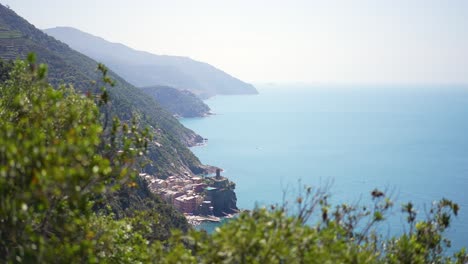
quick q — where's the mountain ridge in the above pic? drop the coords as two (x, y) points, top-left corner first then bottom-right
(44, 26), (258, 98)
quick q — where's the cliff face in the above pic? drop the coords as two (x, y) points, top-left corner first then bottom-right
(211, 188), (238, 216)
(205, 173), (238, 216)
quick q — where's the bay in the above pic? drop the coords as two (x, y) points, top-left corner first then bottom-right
(181, 84), (468, 251)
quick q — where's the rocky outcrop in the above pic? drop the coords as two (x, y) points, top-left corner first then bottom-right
(211, 187), (238, 216)
(205, 170), (238, 216)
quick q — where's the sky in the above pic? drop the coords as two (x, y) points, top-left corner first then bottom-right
(2, 0), (468, 84)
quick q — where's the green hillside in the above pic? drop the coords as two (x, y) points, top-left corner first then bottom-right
(141, 85), (211, 118)
(0, 28), (21, 39)
(0, 26), (25, 60)
(0, 4), (207, 177)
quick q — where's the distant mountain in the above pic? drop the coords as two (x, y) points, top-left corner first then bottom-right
(44, 27), (258, 98)
(141, 86), (211, 118)
(0, 4), (208, 177)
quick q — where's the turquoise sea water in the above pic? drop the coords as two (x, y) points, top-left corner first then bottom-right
(181, 85), (468, 251)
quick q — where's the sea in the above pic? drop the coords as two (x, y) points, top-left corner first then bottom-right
(180, 84), (468, 252)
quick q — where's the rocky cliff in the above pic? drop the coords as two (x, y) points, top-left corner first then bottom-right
(211, 187), (238, 216)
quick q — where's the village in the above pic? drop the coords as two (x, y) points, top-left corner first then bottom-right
(140, 169), (236, 223)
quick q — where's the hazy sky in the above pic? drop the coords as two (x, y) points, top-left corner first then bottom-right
(3, 0), (468, 84)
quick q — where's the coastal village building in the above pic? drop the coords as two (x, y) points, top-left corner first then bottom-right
(174, 195), (197, 213)
(140, 172), (218, 215)
(140, 167), (236, 218)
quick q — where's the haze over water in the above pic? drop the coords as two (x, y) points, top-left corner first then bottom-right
(181, 85), (468, 251)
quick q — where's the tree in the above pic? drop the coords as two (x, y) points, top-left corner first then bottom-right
(0, 55), (153, 262)
(0, 58), (13, 82)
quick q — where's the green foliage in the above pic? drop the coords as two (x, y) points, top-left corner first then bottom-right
(157, 187), (467, 264)
(0, 58), (13, 82)
(384, 199), (464, 264)
(0, 57), (113, 262)
(181, 209), (375, 263)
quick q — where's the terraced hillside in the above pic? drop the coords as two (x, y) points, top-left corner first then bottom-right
(0, 4), (208, 177)
(0, 26), (24, 60)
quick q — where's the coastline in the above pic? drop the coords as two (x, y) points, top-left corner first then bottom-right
(185, 214), (221, 226)
(180, 103), (239, 230)
(186, 212), (238, 228)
